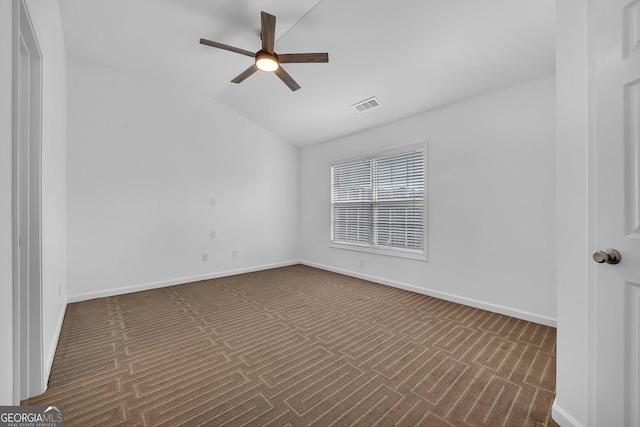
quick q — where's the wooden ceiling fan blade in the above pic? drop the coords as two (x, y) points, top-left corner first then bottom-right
(274, 66), (301, 91)
(199, 39), (255, 58)
(231, 64), (259, 83)
(261, 11), (276, 53)
(279, 53), (329, 64)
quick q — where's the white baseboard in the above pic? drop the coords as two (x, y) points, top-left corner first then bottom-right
(64, 257), (555, 325)
(67, 260), (299, 303)
(300, 260), (557, 327)
(44, 299), (67, 389)
(552, 399), (584, 427)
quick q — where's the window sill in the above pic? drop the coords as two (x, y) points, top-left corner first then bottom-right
(329, 242), (427, 261)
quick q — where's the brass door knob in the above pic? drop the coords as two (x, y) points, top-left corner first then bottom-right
(592, 248), (622, 264)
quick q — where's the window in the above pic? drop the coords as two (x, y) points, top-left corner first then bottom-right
(331, 146), (425, 259)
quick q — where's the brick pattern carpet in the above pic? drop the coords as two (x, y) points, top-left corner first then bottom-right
(26, 265), (558, 426)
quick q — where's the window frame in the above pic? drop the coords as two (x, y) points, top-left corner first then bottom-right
(330, 143), (427, 261)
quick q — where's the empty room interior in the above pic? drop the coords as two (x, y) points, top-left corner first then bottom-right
(2, 0), (639, 426)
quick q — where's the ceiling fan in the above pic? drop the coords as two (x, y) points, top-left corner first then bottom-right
(199, 11), (329, 92)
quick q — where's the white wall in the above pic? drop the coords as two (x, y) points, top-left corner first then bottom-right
(25, 0), (69, 384)
(300, 75), (557, 325)
(553, 0), (589, 426)
(66, 58), (299, 299)
(0, 0), (15, 405)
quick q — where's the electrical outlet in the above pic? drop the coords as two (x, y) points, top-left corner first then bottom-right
(210, 197), (216, 207)
(232, 250), (238, 258)
(210, 230), (216, 238)
(359, 260), (364, 268)
(202, 253), (208, 262)
(58, 282), (61, 295)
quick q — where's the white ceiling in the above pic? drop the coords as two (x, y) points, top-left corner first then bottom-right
(59, 0), (555, 147)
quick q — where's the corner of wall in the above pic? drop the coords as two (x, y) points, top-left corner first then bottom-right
(552, 399), (585, 427)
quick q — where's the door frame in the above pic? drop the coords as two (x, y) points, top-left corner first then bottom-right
(12, 0), (44, 401)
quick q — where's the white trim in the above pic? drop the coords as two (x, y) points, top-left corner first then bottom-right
(67, 260), (300, 303)
(552, 399), (585, 427)
(300, 260), (557, 327)
(329, 242), (427, 261)
(587, 0), (598, 423)
(44, 301), (66, 384)
(9, 0), (18, 404)
(14, 0), (45, 400)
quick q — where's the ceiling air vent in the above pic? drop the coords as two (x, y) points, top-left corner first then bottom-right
(352, 96), (381, 113)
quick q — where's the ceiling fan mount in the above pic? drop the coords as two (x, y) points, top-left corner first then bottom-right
(200, 11), (329, 92)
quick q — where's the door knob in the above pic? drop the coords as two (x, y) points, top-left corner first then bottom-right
(592, 248), (622, 264)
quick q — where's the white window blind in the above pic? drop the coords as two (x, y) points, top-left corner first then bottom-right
(331, 147), (425, 256)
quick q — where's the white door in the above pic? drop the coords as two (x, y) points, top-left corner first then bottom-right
(591, 0), (640, 425)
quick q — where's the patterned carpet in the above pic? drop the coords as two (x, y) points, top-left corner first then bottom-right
(26, 265), (558, 426)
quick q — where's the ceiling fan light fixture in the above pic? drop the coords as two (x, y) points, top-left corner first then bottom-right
(255, 50), (279, 72)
